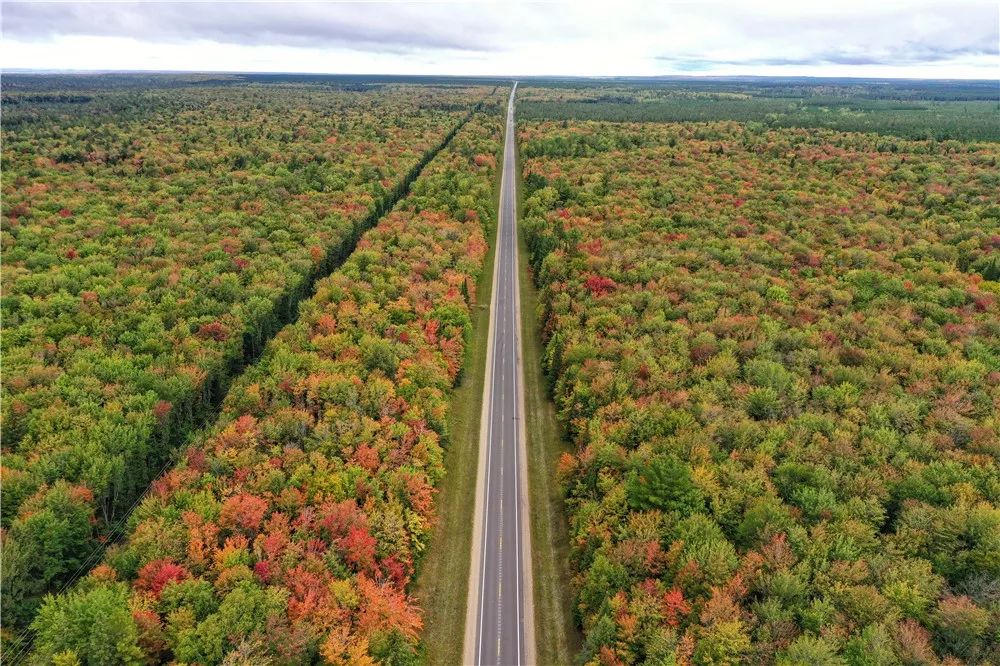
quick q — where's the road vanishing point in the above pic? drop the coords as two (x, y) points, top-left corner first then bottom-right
(464, 83), (535, 666)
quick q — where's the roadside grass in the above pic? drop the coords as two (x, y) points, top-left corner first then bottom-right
(415, 96), (582, 664)
(414, 131), (502, 666)
(516, 136), (583, 665)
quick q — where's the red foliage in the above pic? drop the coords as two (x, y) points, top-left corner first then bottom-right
(404, 473), (434, 517)
(352, 443), (379, 472)
(556, 452), (578, 481)
(579, 238), (603, 255)
(136, 559), (190, 598)
(319, 500), (365, 541)
(356, 575), (422, 641)
(8, 202), (30, 219)
(68, 484), (95, 504)
(133, 609), (167, 658)
(153, 400), (172, 424)
(197, 321), (230, 342)
(186, 447), (207, 472)
(341, 525), (377, 573)
(424, 319), (440, 344)
(285, 565), (329, 623)
(662, 588), (690, 627)
(381, 556), (409, 587)
(585, 274), (617, 297)
(220, 237), (241, 255)
(599, 646), (625, 666)
(315, 313), (337, 335)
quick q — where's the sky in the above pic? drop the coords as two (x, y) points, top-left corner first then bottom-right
(2, 1), (999, 79)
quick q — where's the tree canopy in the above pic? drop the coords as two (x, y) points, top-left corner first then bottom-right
(521, 117), (1000, 665)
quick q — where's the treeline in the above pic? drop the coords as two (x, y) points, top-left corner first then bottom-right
(519, 78), (999, 102)
(1, 94), (94, 105)
(17, 102), (504, 665)
(520, 119), (1000, 664)
(0, 84), (493, 633)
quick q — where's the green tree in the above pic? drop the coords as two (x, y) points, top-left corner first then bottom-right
(777, 635), (846, 666)
(627, 456), (705, 514)
(693, 621), (751, 665)
(32, 582), (143, 665)
(3, 482), (97, 626)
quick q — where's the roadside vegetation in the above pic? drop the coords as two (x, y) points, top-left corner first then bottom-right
(414, 95), (503, 666)
(517, 146), (584, 663)
(520, 115), (1000, 664)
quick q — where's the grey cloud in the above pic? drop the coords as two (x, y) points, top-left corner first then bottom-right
(2, 0), (997, 75)
(654, 3), (998, 71)
(660, 40), (999, 70)
(1, 2), (503, 53)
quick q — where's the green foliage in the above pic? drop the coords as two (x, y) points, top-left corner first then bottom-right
(369, 629), (422, 666)
(2, 482), (97, 626)
(931, 595), (991, 660)
(32, 583), (143, 665)
(777, 635), (846, 666)
(518, 80), (1000, 141)
(746, 387), (783, 420)
(626, 456), (705, 514)
(692, 621), (751, 665)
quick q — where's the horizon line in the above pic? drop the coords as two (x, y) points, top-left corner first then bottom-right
(3, 67), (999, 83)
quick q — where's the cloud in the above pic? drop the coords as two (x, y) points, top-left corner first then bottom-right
(1, 0), (997, 77)
(1, 1), (504, 53)
(650, 2), (998, 73)
(660, 42), (999, 70)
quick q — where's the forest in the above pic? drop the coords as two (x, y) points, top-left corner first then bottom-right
(0, 80), (501, 660)
(520, 116), (1000, 664)
(517, 82), (1000, 142)
(17, 106), (501, 664)
(3, 72), (999, 665)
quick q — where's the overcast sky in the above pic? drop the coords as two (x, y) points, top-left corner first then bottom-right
(3, 1), (998, 78)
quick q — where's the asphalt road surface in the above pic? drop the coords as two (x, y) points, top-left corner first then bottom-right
(466, 83), (533, 666)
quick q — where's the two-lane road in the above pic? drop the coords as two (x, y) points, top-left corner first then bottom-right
(464, 83), (534, 665)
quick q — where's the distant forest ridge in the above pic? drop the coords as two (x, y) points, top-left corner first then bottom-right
(2, 72), (998, 100)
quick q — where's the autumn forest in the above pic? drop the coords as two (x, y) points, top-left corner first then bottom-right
(1, 73), (999, 665)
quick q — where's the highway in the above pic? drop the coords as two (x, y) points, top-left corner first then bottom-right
(464, 83), (534, 665)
